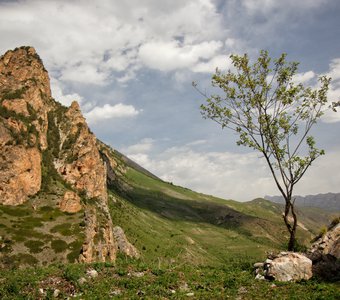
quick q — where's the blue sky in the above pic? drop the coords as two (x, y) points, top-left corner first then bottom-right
(1, 0), (339, 201)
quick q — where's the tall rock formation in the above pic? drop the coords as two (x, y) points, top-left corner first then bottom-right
(53, 100), (108, 202)
(0, 46), (50, 205)
(0, 46), (122, 263)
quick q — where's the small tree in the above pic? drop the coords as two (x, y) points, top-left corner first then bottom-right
(195, 50), (336, 251)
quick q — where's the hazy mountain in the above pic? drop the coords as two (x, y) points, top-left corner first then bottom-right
(265, 193), (340, 211)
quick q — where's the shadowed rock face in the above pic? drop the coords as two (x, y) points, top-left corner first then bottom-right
(308, 223), (340, 260)
(307, 223), (340, 281)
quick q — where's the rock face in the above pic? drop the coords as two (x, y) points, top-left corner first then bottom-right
(0, 146), (41, 205)
(254, 252), (312, 282)
(0, 46), (51, 150)
(79, 205), (117, 263)
(59, 191), (82, 213)
(308, 223), (340, 260)
(0, 46), (137, 264)
(307, 221), (340, 281)
(0, 46), (51, 205)
(53, 101), (108, 202)
(113, 226), (140, 258)
(0, 46), (108, 206)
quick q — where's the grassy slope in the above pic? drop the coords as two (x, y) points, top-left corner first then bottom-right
(0, 188), (85, 268)
(107, 147), (335, 266)
(0, 142), (334, 270)
(0, 146), (338, 299)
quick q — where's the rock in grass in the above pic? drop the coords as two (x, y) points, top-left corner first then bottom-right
(253, 262), (264, 268)
(110, 289), (122, 296)
(78, 277), (87, 285)
(265, 252), (312, 282)
(113, 226), (140, 258)
(86, 269), (98, 278)
(53, 289), (60, 297)
(255, 274), (265, 280)
(179, 282), (190, 292)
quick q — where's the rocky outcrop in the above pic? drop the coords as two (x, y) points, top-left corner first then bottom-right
(307, 221), (340, 281)
(79, 205), (116, 263)
(0, 46), (52, 205)
(0, 46), (108, 206)
(47, 99), (119, 263)
(0, 46), (52, 150)
(254, 252), (312, 282)
(254, 222), (340, 282)
(59, 191), (82, 213)
(308, 223), (340, 260)
(0, 146), (41, 205)
(53, 101), (108, 202)
(97, 141), (132, 193)
(113, 226), (140, 258)
(0, 46), (140, 264)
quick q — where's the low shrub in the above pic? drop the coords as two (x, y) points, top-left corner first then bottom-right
(51, 239), (68, 253)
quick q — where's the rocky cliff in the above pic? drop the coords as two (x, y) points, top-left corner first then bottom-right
(0, 46), (138, 265)
(0, 47), (50, 205)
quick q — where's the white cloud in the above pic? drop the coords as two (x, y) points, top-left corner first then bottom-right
(84, 103), (140, 124)
(139, 40), (223, 72)
(321, 58), (340, 123)
(0, 0), (230, 85)
(292, 71), (315, 84)
(241, 0), (328, 15)
(185, 139), (207, 146)
(293, 148), (340, 195)
(50, 78), (83, 107)
(124, 138), (154, 154)
(125, 140), (275, 201)
(59, 64), (109, 86)
(326, 58), (340, 84)
(125, 140), (340, 201)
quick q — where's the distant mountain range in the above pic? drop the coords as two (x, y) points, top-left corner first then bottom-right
(265, 193), (340, 212)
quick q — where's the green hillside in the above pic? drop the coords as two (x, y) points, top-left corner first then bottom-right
(1, 145), (339, 299)
(1, 141), (334, 270)
(104, 144), (334, 265)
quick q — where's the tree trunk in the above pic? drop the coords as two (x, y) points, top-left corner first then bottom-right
(283, 198), (298, 251)
(287, 226), (296, 251)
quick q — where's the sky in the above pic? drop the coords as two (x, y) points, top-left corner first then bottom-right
(0, 0), (339, 201)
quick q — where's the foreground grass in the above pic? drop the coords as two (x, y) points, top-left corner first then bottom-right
(1, 255), (339, 299)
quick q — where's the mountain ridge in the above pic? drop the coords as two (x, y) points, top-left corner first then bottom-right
(265, 192), (340, 211)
